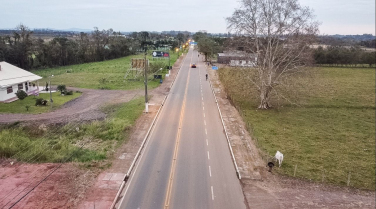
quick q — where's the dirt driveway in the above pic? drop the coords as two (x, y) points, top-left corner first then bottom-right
(0, 87), (145, 124)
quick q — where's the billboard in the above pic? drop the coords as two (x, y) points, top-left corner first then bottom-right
(152, 51), (169, 58)
(131, 59), (148, 68)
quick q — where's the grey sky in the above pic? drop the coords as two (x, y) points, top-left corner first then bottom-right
(0, 0), (374, 34)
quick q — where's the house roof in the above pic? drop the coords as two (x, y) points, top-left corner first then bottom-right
(0, 62), (42, 88)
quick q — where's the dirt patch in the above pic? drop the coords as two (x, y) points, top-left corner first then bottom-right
(206, 63), (376, 208)
(0, 161), (98, 209)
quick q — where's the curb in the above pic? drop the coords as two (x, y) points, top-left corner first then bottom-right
(205, 65), (241, 180)
(110, 53), (188, 209)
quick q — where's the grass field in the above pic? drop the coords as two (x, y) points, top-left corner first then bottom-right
(0, 96), (145, 163)
(0, 92), (81, 114)
(218, 67), (375, 190)
(34, 50), (179, 90)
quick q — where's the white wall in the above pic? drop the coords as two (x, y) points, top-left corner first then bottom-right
(229, 60), (257, 67)
(0, 81), (39, 102)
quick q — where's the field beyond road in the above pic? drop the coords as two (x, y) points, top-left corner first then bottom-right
(33, 51), (179, 90)
(218, 67), (375, 190)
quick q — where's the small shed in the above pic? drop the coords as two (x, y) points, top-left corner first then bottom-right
(217, 51), (258, 67)
(0, 61), (42, 103)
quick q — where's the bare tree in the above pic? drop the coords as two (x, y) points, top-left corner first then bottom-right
(227, 0), (319, 109)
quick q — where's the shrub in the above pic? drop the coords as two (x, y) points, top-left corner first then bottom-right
(15, 90), (28, 100)
(57, 85), (67, 93)
(65, 91), (73, 95)
(25, 105), (30, 111)
(35, 98), (48, 106)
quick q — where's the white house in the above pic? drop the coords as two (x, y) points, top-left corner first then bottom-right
(0, 61), (42, 103)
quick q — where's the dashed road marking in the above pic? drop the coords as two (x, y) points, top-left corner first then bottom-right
(205, 128), (207, 135)
(211, 186), (214, 200)
(209, 166), (212, 177)
(206, 139), (208, 146)
(207, 151), (210, 160)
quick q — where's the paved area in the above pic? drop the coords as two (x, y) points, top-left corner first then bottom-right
(118, 48), (246, 209)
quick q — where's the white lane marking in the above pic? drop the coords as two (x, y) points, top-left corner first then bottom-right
(207, 151), (210, 160)
(202, 97), (203, 101)
(206, 139), (208, 146)
(209, 166), (212, 177)
(204, 113), (205, 118)
(204, 120), (206, 126)
(211, 186), (214, 200)
(205, 128), (207, 135)
(203, 106), (204, 111)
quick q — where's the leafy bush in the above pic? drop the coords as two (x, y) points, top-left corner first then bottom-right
(65, 91), (73, 95)
(25, 105), (30, 111)
(35, 98), (48, 106)
(15, 90), (28, 100)
(149, 61), (165, 73)
(57, 85), (67, 93)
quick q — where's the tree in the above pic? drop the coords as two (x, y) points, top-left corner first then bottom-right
(197, 37), (221, 62)
(227, 0), (318, 109)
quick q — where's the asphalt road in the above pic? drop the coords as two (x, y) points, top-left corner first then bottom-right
(119, 48), (246, 209)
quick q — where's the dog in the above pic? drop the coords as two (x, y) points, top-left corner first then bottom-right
(275, 151), (284, 167)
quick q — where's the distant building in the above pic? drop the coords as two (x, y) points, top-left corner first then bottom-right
(0, 62), (41, 103)
(217, 51), (257, 67)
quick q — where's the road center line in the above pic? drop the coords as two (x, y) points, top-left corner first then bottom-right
(205, 128), (207, 135)
(206, 139), (208, 146)
(164, 51), (193, 209)
(207, 151), (210, 160)
(204, 120), (206, 126)
(209, 166), (212, 177)
(211, 186), (214, 200)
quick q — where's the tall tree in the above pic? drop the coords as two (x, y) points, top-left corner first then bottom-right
(197, 37), (221, 62)
(227, 0), (318, 109)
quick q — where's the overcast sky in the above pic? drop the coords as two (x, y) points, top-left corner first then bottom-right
(0, 0), (374, 35)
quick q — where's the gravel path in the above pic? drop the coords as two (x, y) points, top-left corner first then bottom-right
(0, 87), (144, 124)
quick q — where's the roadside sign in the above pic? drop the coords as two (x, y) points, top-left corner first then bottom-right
(131, 58), (148, 68)
(152, 51), (169, 57)
(212, 66), (218, 70)
(190, 42), (197, 45)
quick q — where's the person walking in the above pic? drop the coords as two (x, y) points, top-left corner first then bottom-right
(206, 74), (208, 81)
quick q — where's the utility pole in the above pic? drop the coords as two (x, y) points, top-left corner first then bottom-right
(144, 47), (148, 113)
(49, 75), (54, 109)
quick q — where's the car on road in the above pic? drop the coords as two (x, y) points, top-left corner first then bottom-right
(191, 63), (197, 68)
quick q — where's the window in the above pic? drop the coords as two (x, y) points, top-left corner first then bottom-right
(7, 86), (13, 94)
(18, 83), (23, 90)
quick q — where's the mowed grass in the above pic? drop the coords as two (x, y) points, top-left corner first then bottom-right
(34, 51), (179, 90)
(0, 92), (81, 114)
(218, 67), (375, 190)
(0, 96), (145, 163)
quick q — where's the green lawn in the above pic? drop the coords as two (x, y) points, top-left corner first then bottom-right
(0, 96), (145, 163)
(218, 67), (375, 190)
(0, 92), (81, 114)
(34, 50), (179, 90)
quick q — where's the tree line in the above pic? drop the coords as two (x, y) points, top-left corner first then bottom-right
(313, 46), (376, 67)
(0, 24), (184, 70)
